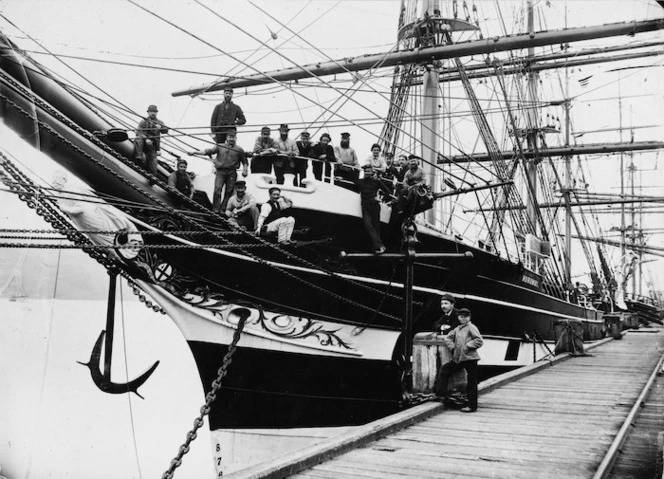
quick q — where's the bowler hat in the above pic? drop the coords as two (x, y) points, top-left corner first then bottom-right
(440, 293), (455, 303)
(235, 180), (247, 188)
(279, 123), (290, 131)
(147, 105), (158, 112)
(341, 132), (350, 138)
(458, 308), (471, 316)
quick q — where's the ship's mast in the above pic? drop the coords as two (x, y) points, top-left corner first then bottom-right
(524, 0), (540, 234)
(420, 0), (440, 225)
(562, 3), (572, 289)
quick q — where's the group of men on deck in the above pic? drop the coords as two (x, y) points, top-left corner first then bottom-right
(134, 86), (430, 251)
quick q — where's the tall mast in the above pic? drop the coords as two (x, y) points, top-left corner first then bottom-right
(524, 0), (540, 233)
(420, 0), (440, 225)
(563, 2), (573, 290)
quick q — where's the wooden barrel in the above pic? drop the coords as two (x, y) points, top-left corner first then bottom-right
(412, 333), (466, 394)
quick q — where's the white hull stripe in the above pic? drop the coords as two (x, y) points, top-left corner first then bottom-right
(129, 217), (602, 324)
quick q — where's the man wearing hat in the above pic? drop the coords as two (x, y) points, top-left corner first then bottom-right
(354, 165), (391, 254)
(433, 293), (460, 334)
(434, 308), (484, 413)
(334, 132), (359, 182)
(274, 124), (298, 185)
(189, 129), (248, 213)
(210, 86), (246, 144)
(225, 180), (259, 229)
(255, 187), (296, 245)
(252, 126), (278, 174)
(294, 131), (315, 187)
(167, 159), (195, 203)
(311, 133), (336, 181)
(135, 104), (169, 183)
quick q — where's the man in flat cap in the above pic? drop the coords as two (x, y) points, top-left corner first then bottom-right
(294, 131), (315, 187)
(334, 132), (359, 182)
(433, 293), (460, 334)
(210, 86), (246, 144)
(311, 133), (336, 181)
(255, 187), (296, 245)
(225, 180), (259, 229)
(252, 126), (278, 174)
(167, 159), (195, 203)
(135, 104), (169, 184)
(189, 129), (248, 213)
(435, 308), (484, 413)
(274, 124), (298, 185)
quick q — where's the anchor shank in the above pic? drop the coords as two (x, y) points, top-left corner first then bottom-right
(104, 270), (118, 379)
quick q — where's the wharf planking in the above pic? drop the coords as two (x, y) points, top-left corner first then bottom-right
(223, 329), (664, 479)
(606, 331), (664, 479)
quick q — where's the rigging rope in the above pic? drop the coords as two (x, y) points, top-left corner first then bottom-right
(0, 77), (406, 318)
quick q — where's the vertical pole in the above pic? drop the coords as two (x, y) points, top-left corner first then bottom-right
(402, 220), (417, 392)
(104, 269), (118, 379)
(524, 0), (539, 234)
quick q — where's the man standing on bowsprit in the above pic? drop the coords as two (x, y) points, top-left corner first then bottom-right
(210, 86), (246, 144)
(135, 104), (169, 184)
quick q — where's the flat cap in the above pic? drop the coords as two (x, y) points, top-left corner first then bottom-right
(440, 293), (455, 303)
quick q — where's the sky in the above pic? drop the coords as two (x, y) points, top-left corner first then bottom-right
(0, 0), (662, 293)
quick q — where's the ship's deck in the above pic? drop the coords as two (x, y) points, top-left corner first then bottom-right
(224, 327), (664, 479)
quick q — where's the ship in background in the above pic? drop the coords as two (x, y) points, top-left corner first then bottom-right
(1, 0), (663, 475)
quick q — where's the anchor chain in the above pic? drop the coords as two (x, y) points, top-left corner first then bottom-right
(0, 154), (165, 314)
(0, 76), (408, 310)
(161, 312), (249, 479)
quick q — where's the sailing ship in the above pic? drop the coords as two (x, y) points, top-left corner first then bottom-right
(1, 1), (663, 466)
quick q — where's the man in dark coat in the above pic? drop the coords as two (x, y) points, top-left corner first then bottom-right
(433, 293), (459, 334)
(135, 104), (169, 184)
(354, 165), (391, 254)
(210, 87), (246, 144)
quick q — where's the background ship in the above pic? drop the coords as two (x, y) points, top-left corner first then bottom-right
(1, 0), (663, 476)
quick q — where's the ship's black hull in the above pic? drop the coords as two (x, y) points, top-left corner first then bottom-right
(190, 341), (404, 429)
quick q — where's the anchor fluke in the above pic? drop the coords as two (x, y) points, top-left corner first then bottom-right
(78, 330), (159, 400)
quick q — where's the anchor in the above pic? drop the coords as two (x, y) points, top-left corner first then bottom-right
(78, 269), (159, 399)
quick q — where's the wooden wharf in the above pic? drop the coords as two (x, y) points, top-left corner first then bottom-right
(226, 328), (664, 479)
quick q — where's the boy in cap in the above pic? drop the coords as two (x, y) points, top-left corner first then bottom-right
(434, 308), (483, 412)
(433, 293), (460, 333)
(135, 104), (169, 183)
(210, 86), (246, 144)
(225, 180), (259, 229)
